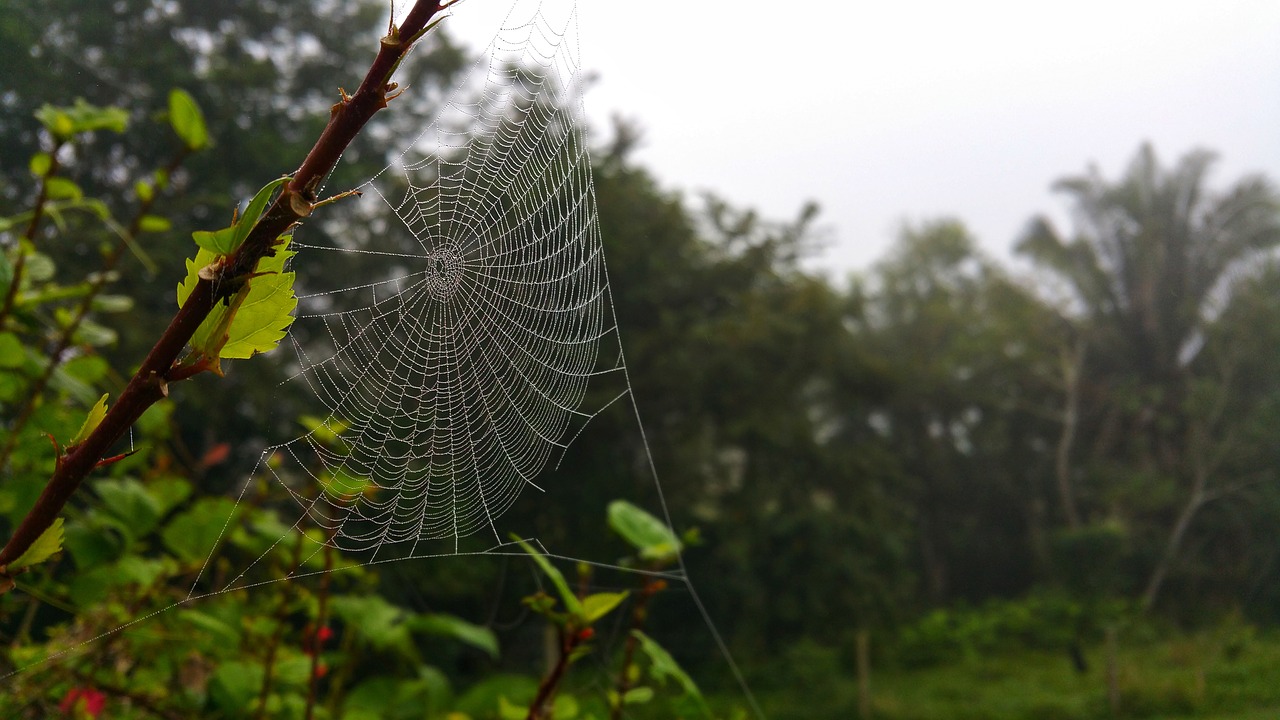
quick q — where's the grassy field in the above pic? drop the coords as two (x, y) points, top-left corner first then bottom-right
(745, 626), (1280, 720)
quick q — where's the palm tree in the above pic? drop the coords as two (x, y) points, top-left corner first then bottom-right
(1018, 143), (1280, 609)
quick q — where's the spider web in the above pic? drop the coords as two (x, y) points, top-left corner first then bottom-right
(245, 0), (619, 564)
(8, 3), (762, 714)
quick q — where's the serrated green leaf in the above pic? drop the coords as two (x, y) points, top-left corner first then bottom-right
(177, 238), (294, 361)
(177, 239), (296, 362)
(512, 535), (582, 619)
(581, 591), (628, 624)
(70, 393), (109, 445)
(29, 153), (52, 177)
(177, 246), (218, 306)
(8, 518), (64, 572)
(218, 241), (296, 359)
(608, 500), (682, 562)
(44, 177), (82, 202)
(168, 88), (209, 150)
(138, 215), (171, 233)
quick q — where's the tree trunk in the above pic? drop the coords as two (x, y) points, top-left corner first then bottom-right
(1141, 477), (1206, 611)
(1055, 340), (1085, 529)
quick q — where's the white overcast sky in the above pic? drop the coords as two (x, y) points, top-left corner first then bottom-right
(437, 0), (1280, 280)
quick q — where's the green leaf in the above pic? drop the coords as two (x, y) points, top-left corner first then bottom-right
(70, 393), (108, 445)
(498, 697), (526, 720)
(168, 88), (209, 150)
(633, 630), (709, 713)
(623, 687), (655, 705)
(0, 249), (12, 298)
(210, 660), (265, 713)
(179, 609), (241, 645)
(608, 500), (682, 562)
(581, 591), (628, 624)
(94, 478), (163, 540)
(71, 318), (118, 347)
(134, 179), (154, 203)
(177, 238), (296, 363)
(35, 99), (128, 138)
(161, 497), (238, 564)
(62, 522), (122, 570)
(330, 595), (414, 654)
(8, 518), (64, 572)
(191, 227), (238, 254)
(232, 176), (290, 251)
(29, 153), (52, 178)
(24, 251), (56, 282)
(411, 613), (499, 658)
(512, 535), (582, 619)
(44, 177), (82, 202)
(138, 215), (171, 233)
(553, 694), (580, 718)
(218, 240), (297, 359)
(116, 555), (171, 586)
(300, 414), (349, 447)
(60, 354), (109, 384)
(0, 332), (23, 369)
(319, 468), (370, 500)
(90, 294), (134, 313)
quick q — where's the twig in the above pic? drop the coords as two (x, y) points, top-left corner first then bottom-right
(609, 575), (665, 720)
(0, 142), (63, 327)
(304, 542), (335, 720)
(0, 147), (190, 469)
(526, 629), (586, 720)
(0, 0), (448, 589)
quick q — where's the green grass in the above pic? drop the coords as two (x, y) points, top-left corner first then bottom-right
(742, 629), (1280, 720)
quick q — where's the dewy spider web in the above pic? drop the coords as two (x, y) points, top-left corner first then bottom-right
(256, 0), (613, 561)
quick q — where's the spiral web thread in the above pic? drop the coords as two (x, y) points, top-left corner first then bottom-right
(218, 1), (625, 575)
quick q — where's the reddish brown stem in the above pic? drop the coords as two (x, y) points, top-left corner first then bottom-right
(527, 630), (584, 720)
(0, 0), (447, 583)
(610, 575), (665, 720)
(304, 542), (335, 720)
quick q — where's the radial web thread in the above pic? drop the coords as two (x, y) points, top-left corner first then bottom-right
(244, 2), (618, 568)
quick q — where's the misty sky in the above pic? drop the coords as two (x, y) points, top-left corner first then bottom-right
(440, 1), (1280, 280)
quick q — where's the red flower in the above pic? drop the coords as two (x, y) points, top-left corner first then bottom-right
(576, 627), (595, 642)
(314, 662), (329, 679)
(316, 625), (334, 643)
(59, 687), (106, 717)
